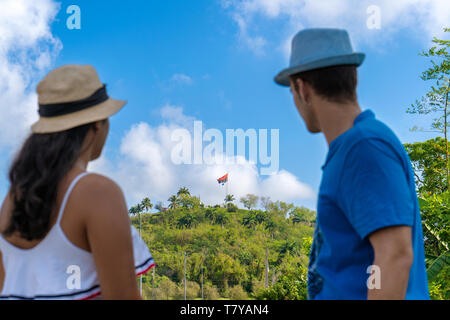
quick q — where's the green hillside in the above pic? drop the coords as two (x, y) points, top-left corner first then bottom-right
(129, 192), (315, 300)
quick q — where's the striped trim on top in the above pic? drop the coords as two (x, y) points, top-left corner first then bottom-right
(0, 256), (155, 300)
(0, 284), (100, 300)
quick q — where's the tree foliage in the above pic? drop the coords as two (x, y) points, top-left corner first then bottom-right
(240, 194), (259, 210)
(405, 29), (450, 300)
(408, 27), (450, 189)
(404, 138), (447, 194)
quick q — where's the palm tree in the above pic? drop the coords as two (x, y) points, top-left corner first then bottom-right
(141, 197), (153, 213)
(168, 195), (178, 209)
(129, 204), (144, 216)
(255, 211), (268, 224)
(215, 211), (230, 228)
(205, 209), (215, 224)
(264, 219), (276, 237)
(224, 194), (235, 203)
(177, 187), (190, 197)
(224, 194), (236, 211)
(177, 213), (197, 229)
(155, 201), (164, 212)
(242, 212), (257, 230)
(129, 206), (138, 216)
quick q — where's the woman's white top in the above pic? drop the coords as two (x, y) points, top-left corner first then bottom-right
(0, 172), (154, 300)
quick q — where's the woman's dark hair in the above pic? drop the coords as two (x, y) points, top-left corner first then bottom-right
(3, 122), (97, 241)
(291, 65), (358, 103)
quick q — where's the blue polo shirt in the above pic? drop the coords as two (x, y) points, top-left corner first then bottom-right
(307, 109), (429, 300)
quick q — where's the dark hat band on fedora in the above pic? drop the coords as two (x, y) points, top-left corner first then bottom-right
(38, 84), (109, 118)
(274, 28), (365, 87)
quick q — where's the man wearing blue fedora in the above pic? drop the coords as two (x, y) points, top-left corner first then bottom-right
(275, 28), (429, 300)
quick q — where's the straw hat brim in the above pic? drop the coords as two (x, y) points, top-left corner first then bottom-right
(31, 98), (127, 134)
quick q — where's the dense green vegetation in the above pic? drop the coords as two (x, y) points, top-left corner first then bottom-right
(405, 138), (449, 299)
(403, 28), (450, 300)
(130, 193), (315, 300)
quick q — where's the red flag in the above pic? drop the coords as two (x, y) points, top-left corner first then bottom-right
(217, 173), (228, 185)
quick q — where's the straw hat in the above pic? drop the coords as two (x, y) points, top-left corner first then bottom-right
(31, 65), (127, 134)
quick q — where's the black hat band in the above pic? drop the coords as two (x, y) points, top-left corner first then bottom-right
(38, 85), (109, 118)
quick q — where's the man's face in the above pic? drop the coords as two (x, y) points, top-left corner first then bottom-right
(289, 79), (321, 133)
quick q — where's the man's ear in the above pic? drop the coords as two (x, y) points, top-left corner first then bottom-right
(297, 78), (310, 104)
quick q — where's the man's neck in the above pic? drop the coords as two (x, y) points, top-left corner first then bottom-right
(315, 100), (362, 146)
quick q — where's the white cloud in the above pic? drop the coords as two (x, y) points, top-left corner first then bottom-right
(160, 104), (196, 128)
(89, 106), (315, 207)
(260, 170), (314, 201)
(232, 13), (267, 55)
(223, 0), (450, 56)
(170, 73), (193, 86)
(0, 0), (61, 152)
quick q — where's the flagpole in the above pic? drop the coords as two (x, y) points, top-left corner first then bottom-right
(226, 177), (228, 197)
(218, 173), (229, 202)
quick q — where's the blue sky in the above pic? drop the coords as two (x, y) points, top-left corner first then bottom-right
(0, 0), (448, 210)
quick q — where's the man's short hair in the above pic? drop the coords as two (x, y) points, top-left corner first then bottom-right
(290, 65), (357, 103)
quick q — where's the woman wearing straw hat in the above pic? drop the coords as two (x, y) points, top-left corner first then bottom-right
(0, 65), (154, 300)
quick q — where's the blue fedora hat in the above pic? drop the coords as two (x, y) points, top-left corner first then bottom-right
(274, 28), (365, 87)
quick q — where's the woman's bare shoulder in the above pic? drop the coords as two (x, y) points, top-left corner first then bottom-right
(79, 173), (122, 189)
(71, 173), (128, 216)
(0, 192), (13, 231)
